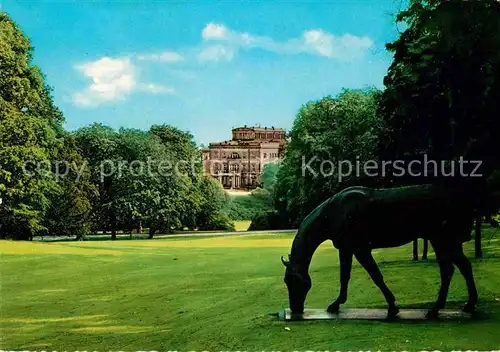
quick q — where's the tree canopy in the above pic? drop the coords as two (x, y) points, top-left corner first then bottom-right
(1, 13), (64, 239)
(380, 0), (500, 177)
(273, 88), (383, 227)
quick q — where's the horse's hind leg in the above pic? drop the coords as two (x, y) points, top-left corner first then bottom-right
(451, 244), (478, 313)
(427, 241), (455, 318)
(327, 248), (353, 313)
(353, 248), (399, 319)
(422, 239), (429, 260)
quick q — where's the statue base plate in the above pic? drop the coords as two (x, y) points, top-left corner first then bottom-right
(277, 308), (472, 321)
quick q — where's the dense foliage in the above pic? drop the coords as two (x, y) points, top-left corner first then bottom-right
(272, 88), (383, 227)
(1, 12), (64, 239)
(0, 14), (233, 239)
(379, 0), (500, 256)
(380, 0), (500, 177)
(223, 189), (274, 221)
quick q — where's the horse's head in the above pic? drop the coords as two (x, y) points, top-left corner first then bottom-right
(281, 254), (311, 314)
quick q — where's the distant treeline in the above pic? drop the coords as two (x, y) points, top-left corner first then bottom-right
(0, 13), (234, 240)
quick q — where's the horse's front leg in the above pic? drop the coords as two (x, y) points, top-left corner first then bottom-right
(353, 247), (399, 319)
(451, 245), (478, 313)
(426, 242), (454, 318)
(327, 248), (353, 313)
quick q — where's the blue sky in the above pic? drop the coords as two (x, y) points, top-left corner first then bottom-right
(3, 0), (404, 145)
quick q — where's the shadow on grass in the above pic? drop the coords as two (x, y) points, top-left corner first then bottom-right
(376, 254), (500, 268)
(34, 235), (143, 243)
(397, 299), (498, 316)
(34, 235), (203, 243)
(266, 299), (498, 325)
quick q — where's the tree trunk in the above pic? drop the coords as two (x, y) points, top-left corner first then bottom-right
(111, 228), (117, 241)
(422, 239), (428, 260)
(148, 226), (155, 239)
(412, 239), (418, 261)
(137, 220), (142, 234)
(475, 216), (482, 258)
(484, 212), (492, 222)
(484, 212), (499, 227)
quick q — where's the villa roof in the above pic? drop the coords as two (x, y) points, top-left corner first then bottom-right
(232, 126), (285, 131)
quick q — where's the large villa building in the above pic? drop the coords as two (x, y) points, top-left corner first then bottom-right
(202, 126), (287, 189)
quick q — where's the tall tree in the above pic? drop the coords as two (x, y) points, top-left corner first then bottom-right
(149, 125), (203, 230)
(149, 124), (233, 232)
(380, 0), (500, 177)
(43, 134), (97, 239)
(196, 176), (233, 231)
(260, 160), (281, 196)
(72, 123), (121, 238)
(274, 88), (383, 227)
(380, 0), (500, 257)
(0, 13), (64, 239)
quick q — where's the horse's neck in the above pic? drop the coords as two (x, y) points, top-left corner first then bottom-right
(290, 231), (325, 273)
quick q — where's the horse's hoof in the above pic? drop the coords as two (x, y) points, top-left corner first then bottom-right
(462, 303), (476, 314)
(426, 309), (439, 319)
(387, 305), (400, 320)
(327, 303), (340, 314)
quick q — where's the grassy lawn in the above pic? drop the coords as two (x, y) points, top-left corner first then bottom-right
(233, 220), (252, 231)
(1, 229), (500, 350)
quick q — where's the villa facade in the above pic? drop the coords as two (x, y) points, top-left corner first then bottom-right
(202, 126), (287, 189)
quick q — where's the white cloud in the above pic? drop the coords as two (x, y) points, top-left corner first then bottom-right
(302, 30), (335, 57)
(72, 24), (374, 104)
(72, 57), (136, 107)
(138, 83), (175, 94)
(72, 56), (174, 107)
(137, 51), (184, 62)
(198, 44), (234, 62)
(129, 23), (373, 65)
(299, 30), (373, 59)
(202, 23), (229, 40)
(198, 22), (374, 61)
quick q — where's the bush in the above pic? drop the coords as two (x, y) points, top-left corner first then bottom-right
(200, 214), (235, 231)
(250, 187), (272, 200)
(248, 210), (290, 231)
(223, 189), (274, 220)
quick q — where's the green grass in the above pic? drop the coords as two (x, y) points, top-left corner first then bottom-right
(233, 220), (252, 231)
(1, 229), (500, 350)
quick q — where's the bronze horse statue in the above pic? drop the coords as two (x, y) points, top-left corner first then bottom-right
(281, 183), (482, 319)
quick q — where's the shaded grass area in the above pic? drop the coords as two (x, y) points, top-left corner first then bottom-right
(1, 229), (499, 350)
(32, 220), (254, 242)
